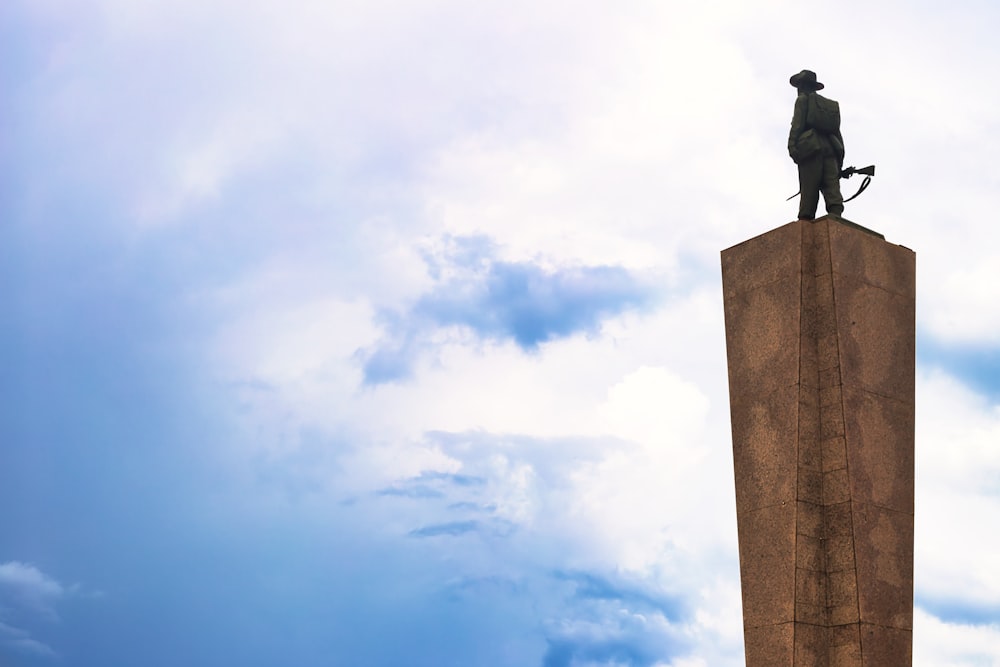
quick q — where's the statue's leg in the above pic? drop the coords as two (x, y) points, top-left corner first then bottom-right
(821, 156), (844, 216)
(798, 159), (821, 220)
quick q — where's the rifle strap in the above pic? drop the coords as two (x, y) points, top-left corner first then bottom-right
(842, 175), (871, 203)
(786, 167), (874, 203)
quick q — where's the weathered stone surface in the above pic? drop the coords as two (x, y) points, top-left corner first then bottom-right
(724, 279), (802, 396)
(829, 623), (863, 667)
(721, 220), (803, 299)
(794, 622), (828, 665)
(722, 216), (914, 666)
(737, 502), (796, 627)
(859, 623), (913, 666)
(729, 383), (800, 511)
(852, 503), (915, 630)
(833, 275), (916, 402)
(827, 223), (915, 298)
(745, 623), (795, 666)
(842, 389), (915, 514)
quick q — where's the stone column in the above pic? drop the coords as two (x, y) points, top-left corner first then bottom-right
(721, 217), (915, 666)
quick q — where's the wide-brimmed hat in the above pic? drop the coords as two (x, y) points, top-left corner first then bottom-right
(789, 69), (824, 91)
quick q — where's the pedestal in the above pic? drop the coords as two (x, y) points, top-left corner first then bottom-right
(722, 217), (915, 666)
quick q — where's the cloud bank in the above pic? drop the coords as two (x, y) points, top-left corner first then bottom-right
(3, 0), (1000, 665)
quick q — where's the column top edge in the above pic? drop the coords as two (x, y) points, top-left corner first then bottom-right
(721, 216), (914, 255)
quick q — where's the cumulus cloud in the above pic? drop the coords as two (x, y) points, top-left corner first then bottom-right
(552, 570), (681, 617)
(913, 370), (1000, 632)
(0, 561), (64, 617)
(0, 562), (70, 660)
(6, 0), (1000, 664)
(538, 571), (694, 667)
(913, 607), (1000, 667)
(414, 261), (649, 349)
(350, 409), (738, 664)
(360, 235), (656, 384)
(409, 521), (482, 538)
(0, 622), (57, 659)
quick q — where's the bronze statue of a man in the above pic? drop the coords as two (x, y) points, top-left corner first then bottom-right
(788, 70), (845, 220)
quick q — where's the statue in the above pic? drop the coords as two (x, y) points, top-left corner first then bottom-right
(788, 70), (845, 220)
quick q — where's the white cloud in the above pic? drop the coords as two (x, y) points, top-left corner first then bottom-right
(10, 0), (1000, 662)
(914, 607), (1000, 667)
(599, 366), (709, 450)
(20, 0), (1000, 332)
(915, 371), (1000, 617)
(4, 636), (58, 659)
(921, 257), (1000, 345)
(0, 561), (64, 615)
(0, 563), (68, 659)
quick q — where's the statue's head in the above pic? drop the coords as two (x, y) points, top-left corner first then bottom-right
(789, 69), (824, 92)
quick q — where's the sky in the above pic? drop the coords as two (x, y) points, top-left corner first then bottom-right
(2, 0), (1000, 665)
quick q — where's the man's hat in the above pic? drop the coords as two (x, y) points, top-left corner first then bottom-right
(789, 69), (824, 91)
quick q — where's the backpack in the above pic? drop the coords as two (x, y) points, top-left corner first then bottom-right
(807, 93), (840, 134)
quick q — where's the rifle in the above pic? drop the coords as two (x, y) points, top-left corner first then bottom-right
(840, 164), (875, 179)
(786, 164), (876, 203)
(839, 164), (874, 202)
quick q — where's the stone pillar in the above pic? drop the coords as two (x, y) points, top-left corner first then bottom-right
(721, 217), (914, 666)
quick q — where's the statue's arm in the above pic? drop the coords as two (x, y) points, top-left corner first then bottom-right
(788, 95), (807, 162)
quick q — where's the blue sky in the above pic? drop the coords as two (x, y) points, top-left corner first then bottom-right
(3, 0), (1000, 665)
